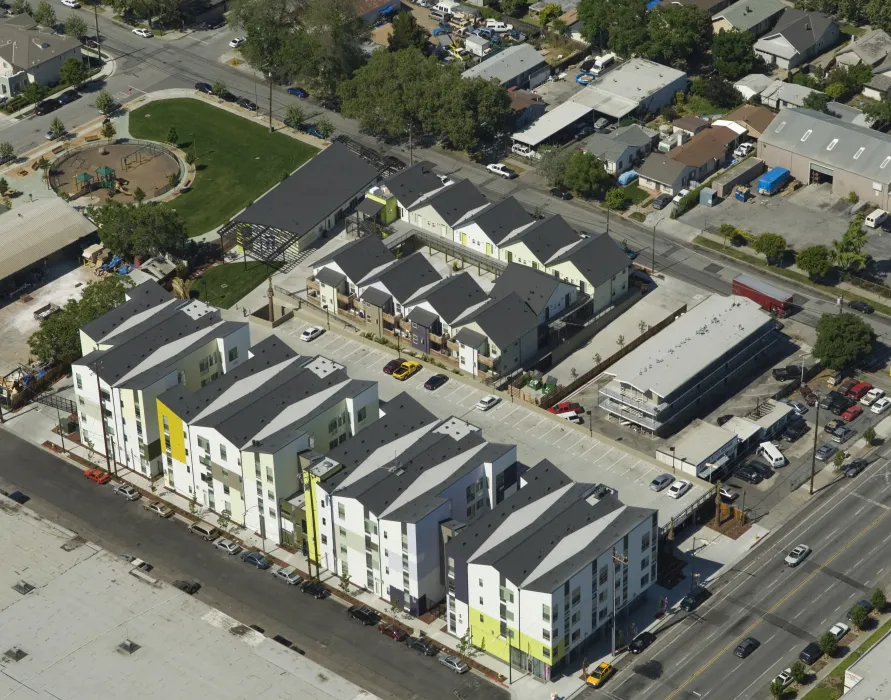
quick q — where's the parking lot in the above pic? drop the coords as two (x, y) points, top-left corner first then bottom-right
(275, 316), (707, 526)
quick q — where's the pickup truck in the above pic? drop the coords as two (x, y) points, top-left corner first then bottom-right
(772, 366), (800, 381)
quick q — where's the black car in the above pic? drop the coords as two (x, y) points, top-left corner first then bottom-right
(300, 580), (327, 598)
(735, 464), (763, 484)
(782, 421), (808, 441)
(172, 579), (201, 594)
(848, 300), (874, 314)
(406, 636), (438, 656)
(347, 605), (379, 625)
(424, 374), (448, 390)
(679, 585), (711, 612)
(847, 599), (874, 622)
(195, 82), (213, 94)
(321, 99), (340, 112)
(799, 641), (823, 665)
(651, 193), (672, 210)
(845, 458), (868, 478)
(629, 631), (656, 654)
(550, 188), (572, 200)
(57, 90), (80, 105)
(0, 489), (29, 504)
(734, 637), (760, 658)
(717, 414), (733, 426)
(237, 97), (258, 111)
(772, 365), (799, 381)
(33, 99), (60, 116)
(746, 460), (773, 480)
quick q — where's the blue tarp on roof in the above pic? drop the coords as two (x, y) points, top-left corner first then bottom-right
(646, 0), (661, 9)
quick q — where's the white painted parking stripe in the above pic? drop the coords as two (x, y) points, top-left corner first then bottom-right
(566, 436), (585, 452)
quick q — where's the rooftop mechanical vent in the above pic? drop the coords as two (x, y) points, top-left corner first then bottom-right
(12, 581), (35, 595)
(117, 639), (140, 655)
(3, 647), (27, 662)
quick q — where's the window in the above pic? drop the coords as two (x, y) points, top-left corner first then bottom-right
(267, 490), (274, 500)
(199, 358), (209, 374)
(329, 439), (338, 450)
(268, 507), (275, 518)
(542, 629), (550, 641)
(641, 574), (649, 587)
(338, 503), (346, 520)
(599, 567), (608, 585)
(358, 407), (367, 422)
(641, 531), (650, 550)
(571, 611), (580, 625)
(75, 374), (83, 390)
(220, 444), (227, 461)
(197, 437), (209, 452)
(266, 467), (273, 482)
(223, 484), (230, 494)
(328, 419), (338, 434)
(571, 587), (581, 607)
(641, 556), (649, 570)
(228, 347), (238, 362)
(542, 604), (551, 622)
(542, 647), (550, 659)
(571, 629), (581, 643)
(480, 614), (484, 622)
(599, 590), (607, 603)
(479, 578), (483, 586)
(479, 597), (484, 605)
(321, 534), (328, 544)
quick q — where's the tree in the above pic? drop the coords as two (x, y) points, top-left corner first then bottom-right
(864, 99), (891, 126)
(0, 142), (13, 162)
(10, 0), (31, 13)
(388, 11), (427, 51)
(88, 200), (187, 259)
(646, 5), (712, 70)
(769, 678), (786, 699)
(101, 121), (116, 140)
(65, 14), (88, 40)
(539, 2), (563, 25)
(562, 151), (611, 198)
(95, 89), (114, 115)
(690, 76), (743, 108)
(217, 509), (231, 532)
(0, 178), (7, 197)
(537, 146), (571, 187)
(863, 425), (877, 445)
(834, 449), (846, 471)
(796, 244), (832, 279)
(605, 187), (629, 210)
(832, 213), (869, 272)
(49, 117), (65, 139)
(338, 572), (351, 595)
(22, 82), (45, 105)
(578, 0), (649, 55)
(133, 186), (146, 204)
(59, 56), (88, 88)
(818, 631), (838, 656)
(317, 116), (334, 139)
(167, 126), (179, 145)
(32, 0), (55, 26)
(438, 75), (514, 153)
(813, 312), (874, 369)
(284, 104), (304, 129)
(789, 660), (806, 685)
(171, 277), (192, 299)
(752, 232), (787, 263)
(867, 0), (891, 33)
(850, 604), (869, 629)
(28, 275), (132, 364)
(551, 18), (568, 35)
(871, 587), (887, 613)
(456, 627), (472, 659)
(802, 91), (831, 112)
(212, 80), (227, 97)
(36, 156), (50, 182)
(712, 28), (758, 80)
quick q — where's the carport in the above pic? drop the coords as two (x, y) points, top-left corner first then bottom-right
(512, 101), (593, 148)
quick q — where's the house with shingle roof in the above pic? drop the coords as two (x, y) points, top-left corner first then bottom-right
(754, 8), (839, 69)
(452, 197), (534, 262)
(712, 0), (785, 37)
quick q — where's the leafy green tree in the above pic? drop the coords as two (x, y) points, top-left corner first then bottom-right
(690, 76), (743, 108)
(769, 678), (786, 699)
(231, 0), (299, 84)
(28, 275), (132, 364)
(32, 0), (55, 26)
(317, 116), (334, 138)
(439, 76), (514, 153)
(753, 232), (787, 263)
(95, 89), (114, 115)
(864, 98), (891, 126)
(60, 57), (88, 88)
(537, 146), (571, 186)
(850, 604), (869, 629)
(832, 213), (869, 272)
(551, 18), (568, 35)
(824, 82), (846, 99)
(802, 91), (831, 112)
(49, 117), (65, 138)
(712, 28), (758, 80)
(605, 187), (629, 210)
(87, 200), (187, 259)
(796, 244), (832, 279)
(863, 425), (877, 445)
(538, 2), (563, 25)
(167, 126), (179, 145)
(211, 80), (227, 97)
(284, 104), (304, 129)
(834, 449), (846, 471)
(0, 142), (14, 161)
(133, 187), (146, 204)
(10, 0), (32, 14)
(813, 312), (874, 369)
(562, 151), (611, 198)
(101, 121), (116, 140)
(819, 631), (838, 656)
(578, 0), (649, 54)
(646, 5), (712, 70)
(871, 587), (887, 613)
(867, 0), (891, 32)
(0, 178), (8, 197)
(65, 14), (88, 39)
(22, 82), (45, 104)
(789, 661), (806, 685)
(500, 0), (528, 15)
(388, 11), (428, 51)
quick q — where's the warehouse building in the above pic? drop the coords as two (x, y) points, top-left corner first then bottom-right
(462, 44), (550, 90)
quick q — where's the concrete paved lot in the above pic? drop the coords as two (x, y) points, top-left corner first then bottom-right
(276, 316), (706, 526)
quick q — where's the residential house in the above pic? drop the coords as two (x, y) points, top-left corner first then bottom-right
(834, 29), (891, 101)
(583, 124), (659, 175)
(559, 8), (586, 43)
(402, 272), (490, 355)
(156, 337), (379, 546)
(364, 161), (447, 226)
(312, 235), (395, 315)
(461, 44), (551, 90)
(669, 125), (739, 182)
(408, 178), (489, 241)
(0, 17), (82, 97)
(672, 116), (710, 138)
(825, 101), (874, 128)
(311, 394), (519, 613)
(446, 460), (658, 681)
(72, 282), (250, 477)
(508, 87), (547, 129)
(754, 8), (839, 69)
(453, 196), (534, 261)
(721, 104), (778, 139)
(733, 73), (774, 101)
(712, 0), (785, 38)
(489, 263), (579, 326)
(358, 252), (442, 335)
(760, 80), (824, 109)
(638, 153), (695, 195)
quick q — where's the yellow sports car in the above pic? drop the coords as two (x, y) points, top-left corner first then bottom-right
(392, 360), (422, 381)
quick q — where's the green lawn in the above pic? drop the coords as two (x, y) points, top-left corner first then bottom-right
(129, 98), (318, 237)
(194, 261), (280, 309)
(622, 184), (650, 206)
(839, 23), (866, 38)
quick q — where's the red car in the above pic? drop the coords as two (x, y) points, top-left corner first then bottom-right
(848, 382), (873, 400)
(382, 359), (404, 375)
(377, 622), (409, 641)
(547, 401), (583, 415)
(84, 468), (111, 484)
(838, 378), (858, 396)
(841, 404), (863, 422)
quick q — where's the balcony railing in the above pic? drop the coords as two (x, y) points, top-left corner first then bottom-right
(599, 398), (661, 431)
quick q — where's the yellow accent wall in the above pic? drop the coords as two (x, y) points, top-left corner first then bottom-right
(468, 607), (553, 667)
(156, 399), (187, 464)
(303, 471), (323, 567)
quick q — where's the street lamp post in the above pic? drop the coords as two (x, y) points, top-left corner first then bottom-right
(611, 547), (628, 656)
(268, 70), (273, 133)
(244, 504), (267, 554)
(670, 446), (675, 474)
(809, 393), (820, 495)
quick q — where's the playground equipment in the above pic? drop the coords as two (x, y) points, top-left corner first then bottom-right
(122, 141), (164, 171)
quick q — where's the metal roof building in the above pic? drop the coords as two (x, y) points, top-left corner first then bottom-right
(461, 44), (550, 90)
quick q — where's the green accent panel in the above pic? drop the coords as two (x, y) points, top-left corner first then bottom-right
(468, 607), (553, 666)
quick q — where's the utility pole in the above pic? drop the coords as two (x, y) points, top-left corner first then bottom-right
(90, 360), (113, 474)
(809, 395), (820, 495)
(92, 8), (101, 58)
(651, 225), (657, 274)
(689, 537), (696, 592)
(56, 406), (66, 453)
(611, 547), (628, 656)
(268, 70), (273, 133)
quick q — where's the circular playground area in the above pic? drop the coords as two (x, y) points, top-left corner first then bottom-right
(50, 141), (181, 204)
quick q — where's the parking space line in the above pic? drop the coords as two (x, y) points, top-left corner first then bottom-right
(540, 424), (560, 440)
(499, 406), (522, 423)
(566, 436), (586, 452)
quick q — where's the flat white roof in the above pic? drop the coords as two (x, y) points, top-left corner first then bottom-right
(605, 295), (771, 400)
(664, 420), (737, 465)
(843, 628), (891, 699)
(512, 101), (593, 146)
(571, 58), (687, 118)
(0, 499), (379, 700)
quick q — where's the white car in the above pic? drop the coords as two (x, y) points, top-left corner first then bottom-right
(132, 28), (153, 38)
(485, 19), (513, 32)
(829, 622), (850, 641)
(61, 0), (81, 7)
(476, 395), (500, 411)
(861, 388), (885, 406)
(229, 37), (245, 48)
(672, 188), (690, 203)
(214, 538), (242, 555)
(784, 543), (811, 567)
(144, 501), (174, 517)
(272, 566), (303, 585)
(733, 142), (754, 158)
(113, 484), (140, 501)
(667, 480), (691, 499)
(486, 163), (517, 179)
(773, 669), (793, 689)
(872, 397), (891, 414)
(719, 485), (739, 502)
(300, 327), (324, 342)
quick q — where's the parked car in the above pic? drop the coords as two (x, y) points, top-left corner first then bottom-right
(237, 97), (258, 111)
(745, 460), (774, 480)
(799, 641), (823, 665)
(733, 142), (754, 158)
(815, 443), (838, 461)
(672, 188), (690, 203)
(848, 300), (874, 314)
(848, 382), (873, 400)
(173, 580), (201, 594)
(667, 480), (691, 499)
(347, 605), (378, 625)
(832, 427), (857, 444)
(845, 458), (868, 478)
(785, 544), (811, 566)
(476, 395), (500, 411)
(439, 655), (470, 673)
(84, 468), (111, 484)
(61, 0), (81, 6)
(378, 622), (409, 642)
(113, 484), (141, 501)
(719, 485), (740, 502)
(782, 420), (808, 442)
(651, 193), (672, 210)
(774, 669), (794, 690)
(861, 388), (885, 406)
(383, 359), (404, 375)
(33, 99), (60, 116)
(120, 554), (153, 571)
(838, 378), (859, 396)
(847, 599), (873, 622)
(393, 360), (422, 381)
(406, 636), (438, 655)
(300, 327), (324, 342)
(424, 374), (448, 390)
(229, 36), (245, 48)
(679, 585), (711, 612)
(57, 90), (80, 105)
(301, 580), (327, 598)
(486, 163), (517, 179)
(585, 662), (614, 687)
(287, 86), (308, 97)
(829, 622), (850, 641)
(629, 631), (656, 654)
(144, 501), (174, 517)
(734, 637), (760, 658)
(45, 128), (68, 141)
(781, 398), (808, 415)
(649, 474), (674, 492)
(734, 463), (763, 484)
(241, 551), (272, 569)
(549, 188), (572, 200)
(872, 397), (891, 414)
(272, 566), (303, 585)
(841, 404), (863, 422)
(132, 28), (153, 37)
(214, 538), (241, 554)
(195, 82), (214, 94)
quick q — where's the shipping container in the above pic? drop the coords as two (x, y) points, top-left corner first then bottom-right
(732, 273), (794, 317)
(757, 167), (790, 196)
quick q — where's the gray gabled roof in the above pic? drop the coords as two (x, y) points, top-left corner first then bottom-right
(80, 281), (173, 345)
(456, 196), (533, 245)
(638, 153), (692, 186)
(0, 20), (81, 71)
(501, 215), (581, 265)
(836, 28), (891, 67)
(490, 263), (567, 315)
(551, 232), (631, 288)
(381, 161), (444, 209)
(461, 44), (547, 85)
(408, 306), (438, 327)
(316, 267), (346, 288)
(461, 292), (539, 349)
(405, 272), (489, 325)
(712, 0), (785, 31)
(410, 179), (489, 227)
(363, 252), (441, 304)
(758, 8), (835, 54)
(314, 235), (395, 286)
(584, 124), (657, 162)
(235, 143), (380, 235)
(760, 107), (891, 184)
(360, 286), (392, 307)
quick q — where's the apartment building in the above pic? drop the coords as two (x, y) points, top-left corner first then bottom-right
(72, 282), (249, 476)
(446, 461), (657, 681)
(309, 395), (519, 614)
(155, 337), (378, 545)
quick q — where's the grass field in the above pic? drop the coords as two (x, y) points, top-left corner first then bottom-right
(194, 261), (280, 309)
(129, 98), (318, 237)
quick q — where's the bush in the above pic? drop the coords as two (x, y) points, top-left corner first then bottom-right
(850, 604), (869, 629)
(871, 588), (886, 613)
(818, 631), (838, 656)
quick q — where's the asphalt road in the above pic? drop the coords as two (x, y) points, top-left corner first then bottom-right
(579, 439), (891, 700)
(0, 430), (504, 700)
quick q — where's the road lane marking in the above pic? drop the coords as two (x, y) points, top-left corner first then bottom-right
(850, 492), (891, 511)
(732, 656), (784, 700)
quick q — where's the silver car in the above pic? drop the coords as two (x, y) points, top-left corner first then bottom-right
(439, 655), (470, 674)
(815, 443), (837, 461)
(113, 484), (140, 501)
(214, 538), (242, 555)
(272, 566), (303, 585)
(649, 474), (674, 492)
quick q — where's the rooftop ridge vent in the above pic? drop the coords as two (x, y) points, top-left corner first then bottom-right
(3, 647), (27, 662)
(117, 639), (140, 655)
(12, 581), (35, 595)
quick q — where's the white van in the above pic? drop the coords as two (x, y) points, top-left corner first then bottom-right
(592, 53), (615, 74)
(865, 209), (888, 229)
(511, 143), (541, 160)
(757, 441), (786, 468)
